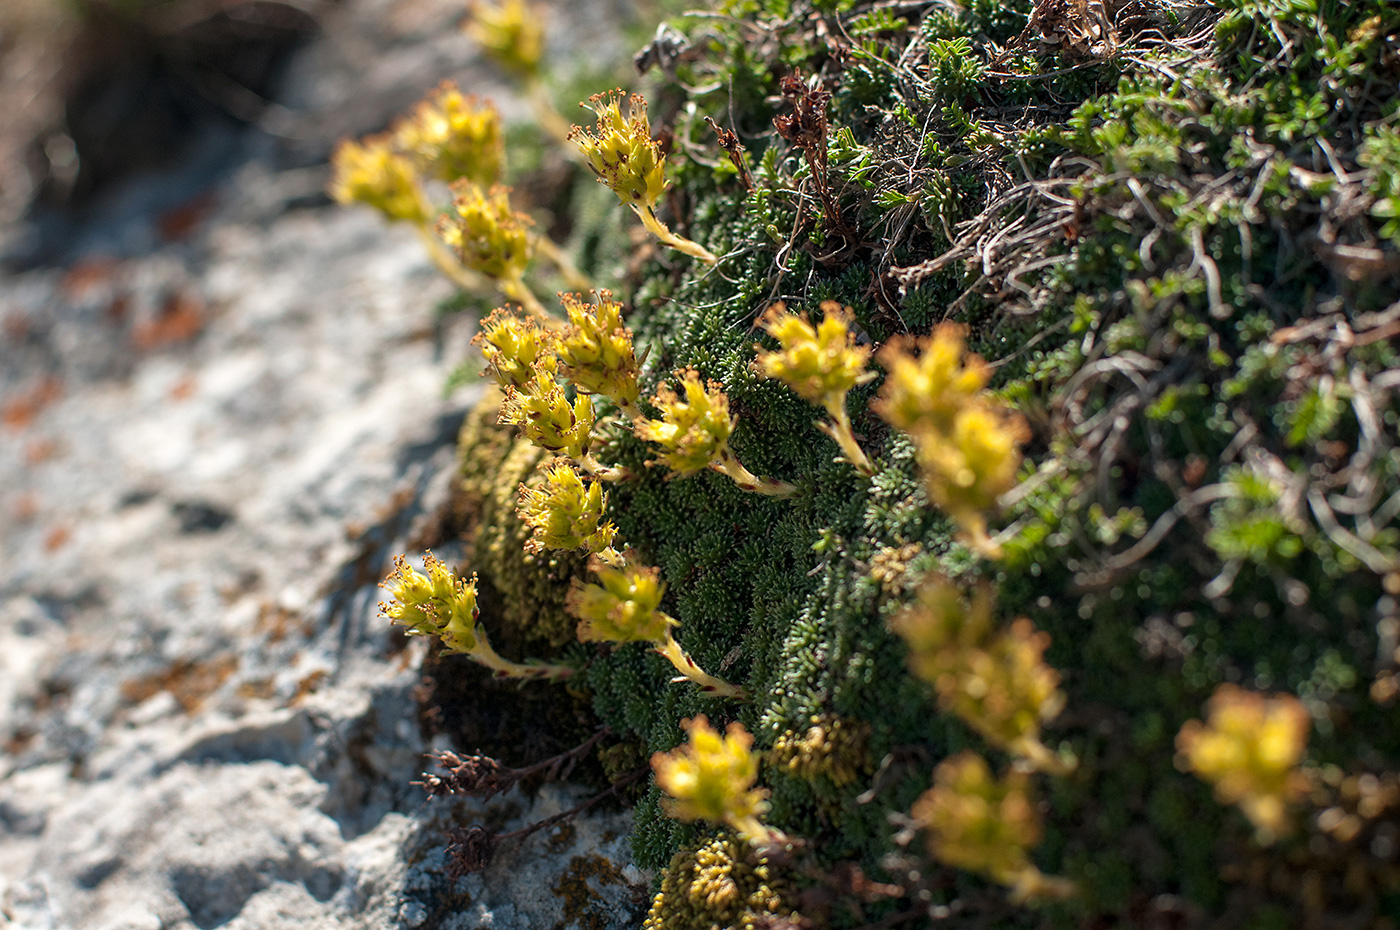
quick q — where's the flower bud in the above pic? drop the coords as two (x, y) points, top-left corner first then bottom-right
(329, 135), (431, 225)
(473, 307), (556, 390)
(634, 370), (734, 477)
(911, 752), (1040, 888)
(556, 292), (641, 409)
(439, 182), (533, 282)
(567, 556), (670, 644)
(395, 81), (504, 187)
(569, 91), (667, 209)
(465, 0), (544, 78)
(380, 552), (479, 654)
(517, 460), (617, 555)
(755, 301), (872, 406)
(499, 368), (595, 459)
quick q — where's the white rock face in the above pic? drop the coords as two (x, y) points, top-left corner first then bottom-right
(0, 2), (647, 927)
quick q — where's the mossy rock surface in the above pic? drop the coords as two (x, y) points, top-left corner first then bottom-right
(450, 0), (1400, 925)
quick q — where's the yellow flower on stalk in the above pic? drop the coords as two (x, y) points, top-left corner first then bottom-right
(395, 81), (504, 187)
(566, 556), (746, 698)
(635, 370), (796, 496)
(873, 324), (991, 436)
(380, 551), (480, 653)
(1176, 684), (1311, 843)
(473, 307), (556, 390)
(499, 367), (595, 459)
(569, 91), (718, 264)
(912, 752), (1071, 901)
(893, 577), (1068, 773)
(464, 0), (544, 78)
(329, 134), (431, 225)
(635, 370), (734, 476)
(873, 324), (1026, 556)
(439, 182), (533, 283)
(567, 555), (670, 643)
(517, 459), (617, 556)
(556, 291), (641, 414)
(755, 301), (875, 476)
(652, 716), (775, 845)
(756, 301), (872, 406)
(380, 552), (573, 680)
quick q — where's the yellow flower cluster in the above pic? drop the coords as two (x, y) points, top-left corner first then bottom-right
(555, 292), (642, 414)
(439, 183), (535, 296)
(569, 91), (717, 263)
(380, 552), (572, 679)
(893, 577), (1067, 773)
(394, 81), (504, 187)
(652, 716), (775, 846)
(566, 555), (745, 698)
(912, 752), (1070, 901)
(754, 302), (875, 476)
(874, 324), (1027, 556)
(1176, 684), (1311, 843)
(516, 459), (617, 556)
(499, 367), (595, 460)
(328, 135), (431, 225)
(464, 0), (543, 78)
(472, 307), (556, 390)
(636, 370), (796, 497)
(567, 555), (670, 643)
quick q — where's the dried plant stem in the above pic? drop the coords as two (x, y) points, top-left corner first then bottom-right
(632, 204), (719, 264)
(654, 627), (747, 700)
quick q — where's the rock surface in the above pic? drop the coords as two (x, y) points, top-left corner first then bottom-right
(0, 1), (648, 927)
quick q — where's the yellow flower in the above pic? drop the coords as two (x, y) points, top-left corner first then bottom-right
(567, 555), (670, 643)
(652, 716), (772, 843)
(439, 182), (534, 282)
(893, 577), (1066, 772)
(918, 403), (1027, 520)
(473, 307), (556, 390)
(464, 0), (544, 78)
(499, 367), (595, 459)
(754, 301), (872, 407)
(1176, 684), (1311, 842)
(873, 324), (1026, 554)
(517, 460), (616, 555)
(569, 90), (667, 209)
(379, 552), (479, 654)
(873, 324), (991, 436)
(556, 292), (641, 411)
(329, 134), (431, 225)
(634, 370), (734, 477)
(395, 81), (504, 187)
(912, 752), (1041, 889)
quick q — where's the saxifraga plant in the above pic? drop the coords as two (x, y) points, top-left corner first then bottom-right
(343, 0), (1400, 925)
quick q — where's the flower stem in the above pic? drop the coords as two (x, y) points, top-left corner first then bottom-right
(631, 204), (719, 265)
(1009, 736), (1076, 776)
(416, 224), (486, 292)
(654, 628), (747, 700)
(526, 78), (576, 149)
(579, 452), (631, 482)
(469, 634), (574, 681)
(820, 396), (876, 476)
(711, 449), (797, 498)
(532, 235), (592, 291)
(500, 273), (549, 320)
